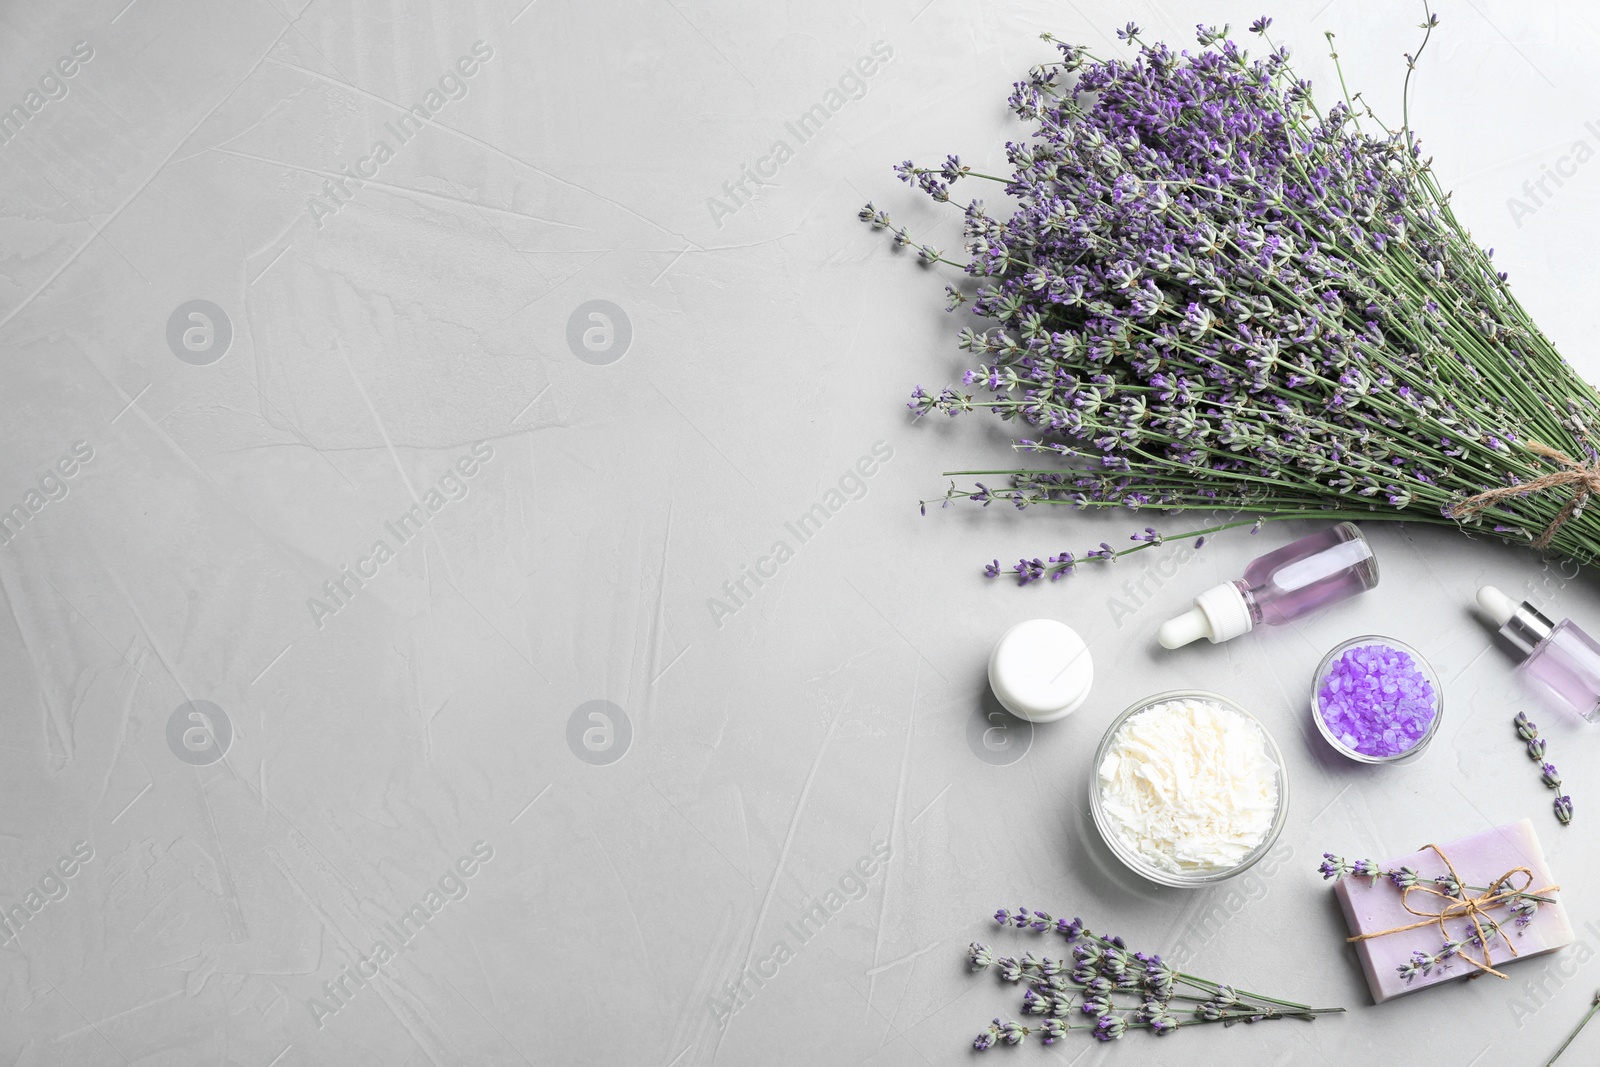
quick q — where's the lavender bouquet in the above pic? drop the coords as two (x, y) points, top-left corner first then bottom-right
(969, 907), (1343, 1047)
(867, 12), (1600, 582)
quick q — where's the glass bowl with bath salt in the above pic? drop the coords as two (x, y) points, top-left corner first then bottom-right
(1090, 690), (1288, 888)
(1312, 636), (1442, 765)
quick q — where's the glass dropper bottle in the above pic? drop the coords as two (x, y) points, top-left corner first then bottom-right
(1476, 586), (1600, 723)
(1158, 523), (1379, 648)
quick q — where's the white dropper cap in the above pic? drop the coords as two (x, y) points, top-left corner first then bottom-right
(1158, 583), (1254, 649)
(987, 619), (1094, 722)
(1476, 585), (1517, 626)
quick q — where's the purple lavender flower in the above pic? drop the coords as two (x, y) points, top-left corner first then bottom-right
(1389, 866), (1422, 890)
(1528, 737), (1548, 761)
(1556, 795), (1575, 825)
(1543, 762), (1562, 789)
(1515, 712), (1539, 742)
(1094, 1014), (1128, 1041)
(1319, 853), (1353, 880)
(1508, 894), (1541, 927)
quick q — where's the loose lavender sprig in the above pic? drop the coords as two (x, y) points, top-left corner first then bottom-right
(873, 10), (1600, 575)
(1515, 713), (1575, 825)
(1544, 990), (1600, 1067)
(968, 907), (1343, 1047)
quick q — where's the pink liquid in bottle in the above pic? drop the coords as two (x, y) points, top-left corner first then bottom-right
(1159, 522), (1379, 648)
(1236, 522), (1379, 626)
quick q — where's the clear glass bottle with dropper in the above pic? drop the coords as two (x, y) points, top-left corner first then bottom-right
(1158, 523), (1379, 648)
(1476, 586), (1600, 723)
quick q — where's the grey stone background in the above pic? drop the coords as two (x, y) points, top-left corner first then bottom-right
(3, 0), (1600, 1063)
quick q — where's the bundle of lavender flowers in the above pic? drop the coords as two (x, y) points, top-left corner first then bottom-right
(865, 12), (1600, 582)
(969, 907), (1343, 1047)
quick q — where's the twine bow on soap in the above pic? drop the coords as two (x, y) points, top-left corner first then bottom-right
(1449, 441), (1600, 548)
(1347, 844), (1560, 979)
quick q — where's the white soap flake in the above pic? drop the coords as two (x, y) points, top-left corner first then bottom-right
(1098, 696), (1279, 874)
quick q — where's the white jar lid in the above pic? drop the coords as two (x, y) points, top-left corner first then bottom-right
(987, 619), (1094, 723)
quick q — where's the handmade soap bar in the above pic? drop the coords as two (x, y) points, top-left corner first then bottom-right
(1334, 819), (1572, 1003)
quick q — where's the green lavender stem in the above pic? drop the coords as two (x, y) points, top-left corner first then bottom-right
(1544, 992), (1600, 1067)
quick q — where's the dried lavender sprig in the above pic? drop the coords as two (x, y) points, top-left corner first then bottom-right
(971, 944), (1250, 1010)
(993, 907), (1336, 1017)
(1317, 853), (1555, 904)
(1544, 990), (1600, 1067)
(1515, 713), (1575, 823)
(972, 1003), (1343, 1049)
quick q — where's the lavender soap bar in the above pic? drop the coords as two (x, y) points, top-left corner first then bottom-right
(1333, 819), (1572, 1003)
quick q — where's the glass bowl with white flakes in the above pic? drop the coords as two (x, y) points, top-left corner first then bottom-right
(1089, 689), (1288, 887)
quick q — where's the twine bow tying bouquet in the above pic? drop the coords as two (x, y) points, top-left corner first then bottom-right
(865, 9), (1600, 580)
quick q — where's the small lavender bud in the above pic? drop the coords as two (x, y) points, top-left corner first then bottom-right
(1528, 737), (1548, 761)
(1094, 1014), (1128, 1042)
(968, 942), (994, 970)
(1515, 711), (1539, 742)
(1543, 762), (1562, 789)
(1389, 866), (1421, 890)
(1556, 795), (1575, 824)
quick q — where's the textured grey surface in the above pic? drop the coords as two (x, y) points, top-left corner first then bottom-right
(4, 0), (1600, 1064)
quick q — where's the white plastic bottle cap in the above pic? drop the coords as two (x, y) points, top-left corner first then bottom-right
(1157, 582), (1254, 649)
(987, 619), (1094, 723)
(1476, 585), (1517, 627)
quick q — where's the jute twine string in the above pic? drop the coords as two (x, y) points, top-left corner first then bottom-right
(1449, 441), (1600, 549)
(1347, 843), (1559, 980)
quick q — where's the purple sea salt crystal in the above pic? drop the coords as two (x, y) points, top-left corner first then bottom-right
(1315, 641), (1438, 759)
